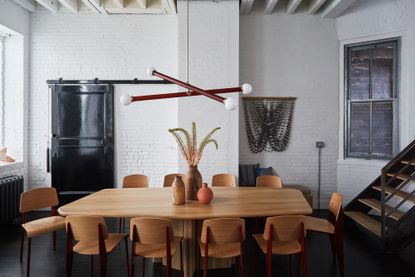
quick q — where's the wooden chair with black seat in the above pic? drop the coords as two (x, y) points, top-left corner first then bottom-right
(65, 215), (129, 277)
(119, 174), (149, 232)
(211, 174), (236, 187)
(198, 218), (245, 277)
(163, 173), (185, 187)
(303, 192), (344, 277)
(253, 215), (307, 277)
(255, 175), (283, 189)
(19, 187), (66, 277)
(129, 217), (183, 277)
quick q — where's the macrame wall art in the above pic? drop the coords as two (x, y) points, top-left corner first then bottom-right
(243, 97), (296, 153)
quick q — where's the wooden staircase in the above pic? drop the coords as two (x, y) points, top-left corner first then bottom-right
(344, 139), (415, 252)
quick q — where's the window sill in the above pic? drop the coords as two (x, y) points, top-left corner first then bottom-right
(337, 158), (388, 168)
(0, 161), (23, 171)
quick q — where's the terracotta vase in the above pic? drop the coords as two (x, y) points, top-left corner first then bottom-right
(172, 175), (185, 205)
(197, 183), (213, 204)
(186, 165), (202, 200)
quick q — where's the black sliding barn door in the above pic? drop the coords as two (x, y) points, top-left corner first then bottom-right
(51, 84), (114, 204)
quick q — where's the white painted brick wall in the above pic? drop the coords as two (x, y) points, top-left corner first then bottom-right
(30, 8), (179, 188)
(240, 12), (339, 208)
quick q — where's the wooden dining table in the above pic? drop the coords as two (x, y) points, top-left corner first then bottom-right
(58, 186), (312, 277)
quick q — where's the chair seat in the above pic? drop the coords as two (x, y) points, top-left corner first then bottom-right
(303, 216), (334, 234)
(73, 233), (127, 255)
(199, 241), (242, 258)
(22, 216), (65, 238)
(253, 234), (301, 255)
(133, 236), (182, 258)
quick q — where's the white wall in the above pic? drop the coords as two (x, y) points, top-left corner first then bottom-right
(29, 8), (179, 188)
(177, 0), (240, 182)
(0, 0), (30, 182)
(335, 0), (415, 203)
(240, 6), (339, 208)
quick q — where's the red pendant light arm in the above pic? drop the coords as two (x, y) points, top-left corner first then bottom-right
(151, 70), (225, 103)
(131, 87), (242, 102)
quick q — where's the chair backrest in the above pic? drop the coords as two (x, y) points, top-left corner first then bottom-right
(256, 175), (283, 189)
(66, 215), (109, 242)
(211, 174), (236, 187)
(263, 216), (305, 242)
(328, 192), (343, 221)
(130, 217), (174, 244)
(20, 187), (59, 213)
(200, 218), (245, 244)
(163, 173), (184, 187)
(123, 174), (149, 188)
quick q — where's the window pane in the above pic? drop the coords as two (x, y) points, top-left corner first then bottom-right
(372, 46), (394, 99)
(350, 102), (370, 153)
(350, 49), (371, 100)
(372, 102), (393, 155)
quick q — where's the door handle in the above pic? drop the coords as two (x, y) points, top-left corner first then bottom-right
(46, 148), (50, 173)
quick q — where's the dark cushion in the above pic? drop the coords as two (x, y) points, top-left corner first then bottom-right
(239, 164), (259, 187)
(260, 167), (274, 176)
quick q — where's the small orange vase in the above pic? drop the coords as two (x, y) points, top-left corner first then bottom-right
(197, 183), (213, 204)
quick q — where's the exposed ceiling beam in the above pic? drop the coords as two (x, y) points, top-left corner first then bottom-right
(111, 0), (124, 8)
(264, 0), (279, 14)
(58, 0), (78, 13)
(136, 0), (146, 8)
(240, 0), (254, 14)
(35, 0), (58, 12)
(11, 0), (36, 12)
(161, 0), (176, 14)
(286, 0), (302, 14)
(322, 0), (358, 18)
(80, 0), (105, 14)
(308, 0), (327, 14)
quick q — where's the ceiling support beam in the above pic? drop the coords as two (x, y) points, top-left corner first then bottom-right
(264, 0), (279, 14)
(11, 0), (36, 12)
(111, 0), (124, 8)
(322, 0), (358, 18)
(80, 0), (106, 14)
(161, 0), (176, 14)
(58, 0), (78, 13)
(286, 0), (302, 14)
(308, 0), (327, 14)
(136, 0), (146, 8)
(35, 0), (58, 12)
(240, 0), (254, 14)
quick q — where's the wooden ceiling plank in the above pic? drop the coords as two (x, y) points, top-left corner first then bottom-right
(11, 0), (36, 12)
(264, 0), (279, 14)
(286, 0), (302, 14)
(136, 0), (146, 9)
(244, 0), (255, 14)
(111, 0), (124, 8)
(35, 0), (58, 12)
(58, 0), (78, 13)
(322, 0), (358, 18)
(161, 0), (176, 14)
(80, 0), (105, 14)
(308, 0), (327, 14)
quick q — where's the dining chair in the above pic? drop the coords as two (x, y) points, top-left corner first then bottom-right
(65, 215), (129, 277)
(303, 192), (344, 277)
(198, 218), (245, 277)
(20, 187), (66, 277)
(256, 175), (283, 188)
(253, 216), (307, 277)
(163, 173), (185, 187)
(120, 174), (149, 232)
(129, 217), (183, 277)
(123, 174), (149, 188)
(211, 174), (236, 187)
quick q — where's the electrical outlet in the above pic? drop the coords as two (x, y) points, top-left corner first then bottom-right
(316, 141), (325, 148)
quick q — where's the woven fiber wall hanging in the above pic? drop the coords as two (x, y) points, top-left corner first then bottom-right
(243, 97), (296, 153)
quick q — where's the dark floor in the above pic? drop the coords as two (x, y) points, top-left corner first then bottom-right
(1, 211), (415, 277)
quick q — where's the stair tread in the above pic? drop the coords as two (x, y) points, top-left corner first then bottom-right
(358, 198), (404, 220)
(345, 211), (381, 237)
(386, 173), (415, 181)
(372, 186), (415, 204)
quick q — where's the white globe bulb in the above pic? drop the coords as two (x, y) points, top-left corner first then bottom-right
(224, 98), (237, 111)
(241, 83), (253, 95)
(120, 94), (132, 105)
(146, 66), (156, 77)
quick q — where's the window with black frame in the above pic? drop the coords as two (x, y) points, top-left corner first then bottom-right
(345, 39), (399, 159)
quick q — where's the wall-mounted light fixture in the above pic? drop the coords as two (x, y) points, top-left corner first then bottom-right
(120, 67), (252, 111)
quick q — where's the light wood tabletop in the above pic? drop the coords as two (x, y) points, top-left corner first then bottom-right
(58, 187), (312, 219)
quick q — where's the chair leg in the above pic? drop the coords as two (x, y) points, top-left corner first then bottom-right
(90, 256), (94, 277)
(289, 255), (294, 277)
(26, 238), (32, 277)
(203, 256), (208, 277)
(119, 218), (122, 233)
(336, 234), (345, 277)
(53, 231), (57, 251)
(124, 237), (130, 277)
(266, 251), (272, 277)
(180, 241), (184, 277)
(301, 250), (307, 277)
(329, 234), (336, 258)
(239, 255), (244, 277)
(142, 257), (145, 277)
(197, 247), (200, 277)
(99, 253), (107, 277)
(20, 230), (25, 263)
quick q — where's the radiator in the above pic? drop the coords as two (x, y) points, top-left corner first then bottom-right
(0, 175), (24, 224)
